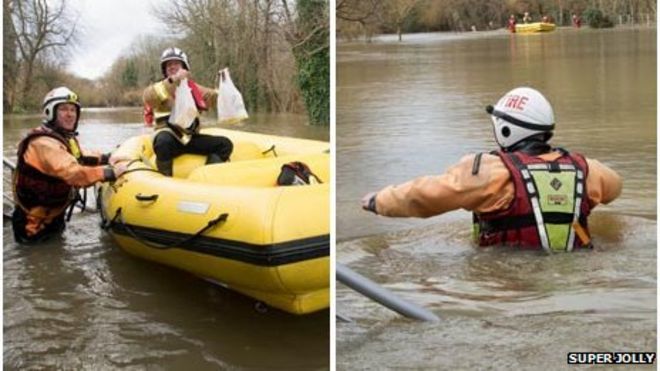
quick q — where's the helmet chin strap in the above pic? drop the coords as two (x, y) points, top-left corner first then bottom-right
(44, 121), (78, 138)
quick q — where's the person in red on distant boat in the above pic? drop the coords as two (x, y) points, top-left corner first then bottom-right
(507, 14), (517, 33)
(572, 14), (582, 28)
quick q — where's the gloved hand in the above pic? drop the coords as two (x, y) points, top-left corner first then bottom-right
(113, 163), (128, 178)
(108, 154), (131, 165)
(171, 69), (191, 84)
(361, 192), (378, 214)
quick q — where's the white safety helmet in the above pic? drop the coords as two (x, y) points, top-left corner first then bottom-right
(486, 87), (555, 150)
(42, 86), (81, 130)
(160, 47), (190, 77)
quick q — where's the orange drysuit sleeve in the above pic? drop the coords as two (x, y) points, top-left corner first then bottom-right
(584, 158), (622, 206)
(23, 136), (107, 187)
(374, 152), (622, 218)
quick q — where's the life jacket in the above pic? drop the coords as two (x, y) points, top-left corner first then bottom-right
(473, 149), (591, 252)
(14, 125), (80, 211)
(152, 79), (207, 144)
(143, 104), (154, 127)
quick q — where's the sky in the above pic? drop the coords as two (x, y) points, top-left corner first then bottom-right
(67, 0), (168, 80)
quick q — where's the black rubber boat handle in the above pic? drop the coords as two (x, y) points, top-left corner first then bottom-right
(135, 193), (159, 202)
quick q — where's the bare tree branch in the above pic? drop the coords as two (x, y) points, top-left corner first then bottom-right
(9, 0), (78, 108)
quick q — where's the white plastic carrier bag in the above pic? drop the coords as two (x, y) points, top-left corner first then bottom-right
(169, 78), (198, 132)
(217, 68), (248, 124)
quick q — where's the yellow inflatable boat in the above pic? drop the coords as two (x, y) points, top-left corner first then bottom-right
(98, 128), (329, 315)
(515, 22), (556, 33)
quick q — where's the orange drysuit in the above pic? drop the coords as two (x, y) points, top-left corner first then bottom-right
(373, 151), (622, 218)
(14, 131), (114, 241)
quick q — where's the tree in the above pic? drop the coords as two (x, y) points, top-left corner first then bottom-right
(3, 0), (18, 112)
(9, 0), (78, 110)
(152, 0), (328, 124)
(382, 0), (420, 41)
(281, 0), (330, 125)
(337, 0), (380, 22)
(121, 59), (138, 88)
(152, 0), (303, 116)
(337, 0), (382, 40)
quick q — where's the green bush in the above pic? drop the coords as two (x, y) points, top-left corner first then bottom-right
(294, 0), (329, 126)
(583, 8), (614, 28)
(296, 47), (329, 126)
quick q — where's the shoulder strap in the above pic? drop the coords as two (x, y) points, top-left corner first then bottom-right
(471, 150), (498, 175)
(559, 150), (589, 251)
(471, 153), (483, 175)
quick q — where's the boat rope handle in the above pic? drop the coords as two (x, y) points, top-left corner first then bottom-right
(101, 207), (123, 230)
(115, 167), (162, 180)
(262, 145), (278, 157)
(65, 186), (92, 221)
(103, 207), (229, 250)
(135, 193), (159, 202)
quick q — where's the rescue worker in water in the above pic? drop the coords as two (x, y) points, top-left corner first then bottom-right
(143, 47), (233, 176)
(361, 87), (622, 252)
(12, 87), (127, 243)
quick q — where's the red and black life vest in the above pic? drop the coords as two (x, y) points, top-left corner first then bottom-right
(14, 126), (79, 210)
(473, 149), (592, 251)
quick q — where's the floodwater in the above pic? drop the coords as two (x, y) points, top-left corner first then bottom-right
(337, 28), (656, 369)
(3, 109), (329, 370)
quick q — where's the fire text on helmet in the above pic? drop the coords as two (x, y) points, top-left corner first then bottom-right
(504, 95), (529, 111)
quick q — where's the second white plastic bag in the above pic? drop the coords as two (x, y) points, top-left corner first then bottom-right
(217, 68), (248, 124)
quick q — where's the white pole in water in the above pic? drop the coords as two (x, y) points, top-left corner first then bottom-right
(4, 157), (16, 170)
(336, 263), (440, 322)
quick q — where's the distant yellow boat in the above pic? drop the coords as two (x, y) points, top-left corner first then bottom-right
(515, 22), (556, 33)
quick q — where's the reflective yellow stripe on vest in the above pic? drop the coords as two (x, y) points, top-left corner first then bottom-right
(527, 163), (581, 252)
(154, 109), (170, 120)
(68, 138), (82, 159)
(152, 126), (191, 145)
(154, 81), (170, 102)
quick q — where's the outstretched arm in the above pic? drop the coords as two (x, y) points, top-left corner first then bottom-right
(362, 154), (514, 218)
(585, 158), (623, 206)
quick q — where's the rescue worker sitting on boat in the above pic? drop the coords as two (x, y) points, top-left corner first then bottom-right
(361, 87), (622, 252)
(12, 87), (127, 244)
(143, 47), (233, 176)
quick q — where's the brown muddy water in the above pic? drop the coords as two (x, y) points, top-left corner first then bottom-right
(337, 28), (656, 369)
(3, 109), (329, 370)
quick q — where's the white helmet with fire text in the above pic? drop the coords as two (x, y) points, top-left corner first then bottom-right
(42, 86), (81, 130)
(486, 87), (555, 150)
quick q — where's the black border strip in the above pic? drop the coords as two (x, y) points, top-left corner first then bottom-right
(110, 223), (329, 266)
